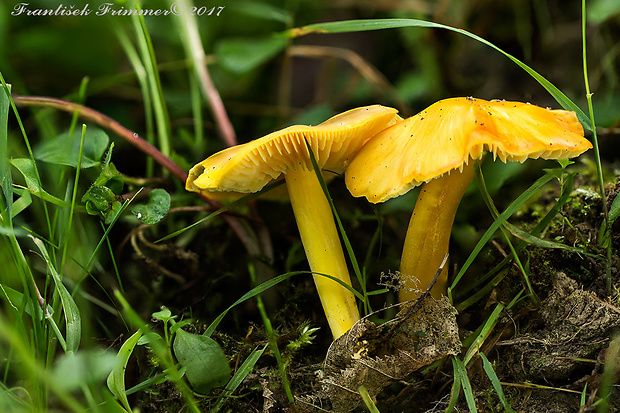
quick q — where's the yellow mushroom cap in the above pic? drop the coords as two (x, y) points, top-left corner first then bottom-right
(186, 105), (401, 197)
(345, 97), (592, 203)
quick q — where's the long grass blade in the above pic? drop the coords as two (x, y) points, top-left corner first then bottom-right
(480, 354), (516, 413)
(212, 344), (268, 412)
(31, 236), (82, 354)
(282, 18), (591, 130)
(450, 173), (554, 293)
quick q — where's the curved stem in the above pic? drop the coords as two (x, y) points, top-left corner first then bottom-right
(285, 168), (360, 339)
(399, 162), (475, 301)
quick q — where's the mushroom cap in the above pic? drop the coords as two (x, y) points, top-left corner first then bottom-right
(345, 97), (592, 203)
(186, 105), (401, 197)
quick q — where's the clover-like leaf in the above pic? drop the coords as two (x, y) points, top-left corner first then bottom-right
(131, 189), (170, 225)
(173, 329), (230, 394)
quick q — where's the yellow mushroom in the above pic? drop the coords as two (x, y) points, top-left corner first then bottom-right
(345, 97), (592, 302)
(186, 105), (401, 338)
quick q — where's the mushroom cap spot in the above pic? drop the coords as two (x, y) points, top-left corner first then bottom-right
(345, 97), (592, 203)
(186, 105), (400, 196)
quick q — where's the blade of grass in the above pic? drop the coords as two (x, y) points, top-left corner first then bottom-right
(212, 344), (268, 412)
(281, 18), (591, 130)
(204, 269), (363, 338)
(475, 163), (539, 307)
(304, 139), (368, 313)
(128, 0), (171, 158)
(454, 170), (576, 303)
(582, 0), (611, 294)
(449, 173), (555, 295)
(116, 27), (155, 177)
(452, 357), (477, 413)
(0, 82), (12, 222)
(168, 0), (236, 147)
(60, 124), (87, 274)
(250, 265), (294, 405)
(463, 303), (504, 366)
(358, 385), (380, 413)
(480, 354), (516, 413)
(31, 236), (81, 354)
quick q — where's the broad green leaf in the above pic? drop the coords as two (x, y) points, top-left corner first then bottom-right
(173, 329), (231, 394)
(216, 36), (287, 74)
(10, 158), (70, 207)
(53, 350), (117, 392)
(31, 236), (81, 353)
(131, 188), (170, 225)
(107, 330), (143, 412)
(282, 18), (592, 130)
(34, 127), (109, 168)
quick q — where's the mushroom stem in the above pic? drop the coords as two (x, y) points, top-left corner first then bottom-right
(399, 162), (475, 301)
(285, 168), (360, 339)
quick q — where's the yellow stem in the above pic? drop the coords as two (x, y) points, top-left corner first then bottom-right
(285, 169), (360, 339)
(399, 162), (475, 301)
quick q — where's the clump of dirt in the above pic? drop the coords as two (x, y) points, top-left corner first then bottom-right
(318, 296), (460, 411)
(500, 272), (620, 380)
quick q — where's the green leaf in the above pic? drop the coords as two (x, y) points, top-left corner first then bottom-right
(282, 18), (592, 130)
(215, 36), (287, 74)
(53, 350), (118, 392)
(10, 158), (70, 207)
(131, 188), (170, 225)
(31, 236), (82, 353)
(84, 185), (118, 215)
(34, 127), (109, 168)
(173, 329), (231, 394)
(107, 330), (143, 412)
(152, 306), (174, 322)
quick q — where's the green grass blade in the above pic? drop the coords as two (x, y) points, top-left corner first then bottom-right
(30, 236), (81, 354)
(129, 0), (171, 158)
(480, 354), (516, 413)
(304, 139), (367, 310)
(463, 303), (504, 365)
(452, 356), (477, 412)
(204, 271), (307, 337)
(450, 173), (554, 293)
(0, 82), (12, 222)
(212, 344), (268, 412)
(358, 385), (381, 413)
(446, 357), (462, 413)
(282, 18), (591, 130)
